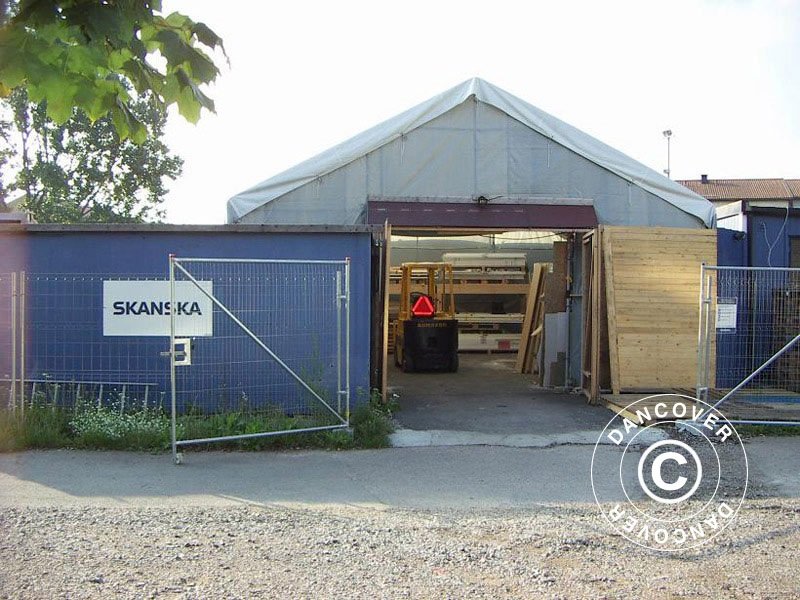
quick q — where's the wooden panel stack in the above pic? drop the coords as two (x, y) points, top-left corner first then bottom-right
(602, 226), (716, 393)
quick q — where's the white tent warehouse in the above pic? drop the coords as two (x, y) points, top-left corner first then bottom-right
(228, 77), (713, 229)
(227, 78), (716, 406)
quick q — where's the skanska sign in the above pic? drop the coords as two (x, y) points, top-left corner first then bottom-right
(103, 280), (213, 337)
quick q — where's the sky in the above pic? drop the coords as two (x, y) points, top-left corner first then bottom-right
(162, 0), (800, 224)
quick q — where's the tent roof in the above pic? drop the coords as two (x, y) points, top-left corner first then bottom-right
(228, 78), (715, 227)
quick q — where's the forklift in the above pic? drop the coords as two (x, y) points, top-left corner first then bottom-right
(393, 262), (459, 373)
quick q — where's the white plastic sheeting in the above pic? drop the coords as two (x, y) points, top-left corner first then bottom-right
(228, 78), (714, 228)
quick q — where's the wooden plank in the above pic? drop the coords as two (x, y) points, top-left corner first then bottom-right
(603, 227), (621, 394)
(388, 282), (530, 295)
(515, 264), (545, 372)
(525, 268), (548, 375)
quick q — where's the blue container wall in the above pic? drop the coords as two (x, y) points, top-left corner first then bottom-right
(713, 217), (800, 388)
(714, 229), (749, 387)
(0, 230), (372, 409)
(717, 228), (748, 267)
(748, 212), (800, 268)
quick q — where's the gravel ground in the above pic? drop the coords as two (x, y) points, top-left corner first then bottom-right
(1, 500), (799, 599)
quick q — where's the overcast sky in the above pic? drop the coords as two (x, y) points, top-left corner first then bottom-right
(162, 0), (800, 224)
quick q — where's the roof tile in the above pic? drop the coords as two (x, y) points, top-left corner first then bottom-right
(678, 178), (798, 200)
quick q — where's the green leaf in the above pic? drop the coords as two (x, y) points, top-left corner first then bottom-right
(1, 0), (225, 142)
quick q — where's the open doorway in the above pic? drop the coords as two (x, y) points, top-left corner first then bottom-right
(384, 229), (591, 433)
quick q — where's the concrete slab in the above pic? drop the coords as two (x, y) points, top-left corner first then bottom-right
(743, 437), (800, 497)
(389, 354), (613, 434)
(390, 427), (667, 448)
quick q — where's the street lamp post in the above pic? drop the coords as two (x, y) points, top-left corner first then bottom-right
(663, 129), (673, 179)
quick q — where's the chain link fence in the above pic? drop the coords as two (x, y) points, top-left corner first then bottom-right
(697, 265), (800, 425)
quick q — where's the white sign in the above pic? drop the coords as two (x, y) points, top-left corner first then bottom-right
(716, 298), (738, 332)
(103, 280), (213, 337)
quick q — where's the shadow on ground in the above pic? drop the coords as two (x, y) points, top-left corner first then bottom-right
(389, 353), (611, 434)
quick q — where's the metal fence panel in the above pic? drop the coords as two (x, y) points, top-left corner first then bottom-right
(169, 257), (350, 461)
(698, 265), (800, 425)
(19, 273), (171, 413)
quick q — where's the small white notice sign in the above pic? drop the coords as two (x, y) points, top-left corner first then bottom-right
(103, 280), (213, 337)
(715, 298), (738, 333)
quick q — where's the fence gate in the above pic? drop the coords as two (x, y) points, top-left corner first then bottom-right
(697, 265), (800, 426)
(169, 257), (351, 463)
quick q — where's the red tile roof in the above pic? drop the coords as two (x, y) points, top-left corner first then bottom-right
(678, 178), (800, 201)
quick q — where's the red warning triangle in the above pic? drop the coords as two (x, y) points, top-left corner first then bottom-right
(411, 294), (435, 317)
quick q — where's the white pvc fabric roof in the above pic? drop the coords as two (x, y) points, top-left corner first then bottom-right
(228, 78), (714, 228)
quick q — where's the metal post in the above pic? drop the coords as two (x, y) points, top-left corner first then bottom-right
(702, 272), (715, 401)
(169, 255), (178, 464)
(696, 266), (714, 404)
(19, 271), (25, 418)
(336, 271), (342, 415)
(696, 264), (706, 402)
(344, 257), (351, 422)
(10, 273), (16, 412)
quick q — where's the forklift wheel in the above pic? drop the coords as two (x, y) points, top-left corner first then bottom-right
(449, 354), (459, 373)
(402, 354), (414, 373)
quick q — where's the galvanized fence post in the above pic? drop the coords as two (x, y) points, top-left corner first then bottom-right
(345, 257), (351, 422)
(19, 270), (25, 417)
(10, 273), (17, 412)
(169, 255), (179, 465)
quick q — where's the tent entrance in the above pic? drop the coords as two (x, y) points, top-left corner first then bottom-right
(380, 227), (587, 432)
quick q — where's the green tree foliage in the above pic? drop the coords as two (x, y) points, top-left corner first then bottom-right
(0, 0), (225, 142)
(5, 87), (182, 222)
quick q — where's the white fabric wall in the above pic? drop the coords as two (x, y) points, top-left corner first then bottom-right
(239, 99), (701, 228)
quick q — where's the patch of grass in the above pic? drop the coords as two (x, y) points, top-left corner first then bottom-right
(0, 405), (71, 451)
(735, 424), (800, 437)
(0, 388), (398, 452)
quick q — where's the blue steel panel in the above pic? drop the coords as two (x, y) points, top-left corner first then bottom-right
(717, 228), (748, 267)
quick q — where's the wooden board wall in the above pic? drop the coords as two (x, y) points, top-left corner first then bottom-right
(602, 226), (716, 393)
